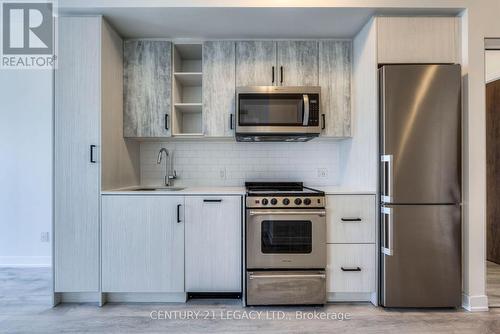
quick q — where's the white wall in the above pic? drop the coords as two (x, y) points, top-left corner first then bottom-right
(0, 69), (53, 266)
(486, 50), (500, 83)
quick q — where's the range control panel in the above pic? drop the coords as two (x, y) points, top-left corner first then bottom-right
(246, 196), (325, 208)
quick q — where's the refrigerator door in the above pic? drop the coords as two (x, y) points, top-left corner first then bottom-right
(380, 204), (461, 307)
(380, 64), (461, 204)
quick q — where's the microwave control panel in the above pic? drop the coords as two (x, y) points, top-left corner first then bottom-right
(308, 94), (320, 126)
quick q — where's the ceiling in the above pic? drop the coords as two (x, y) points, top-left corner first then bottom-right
(59, 7), (463, 39)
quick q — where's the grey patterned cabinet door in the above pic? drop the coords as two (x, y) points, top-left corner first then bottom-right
(203, 41), (236, 137)
(235, 41), (277, 87)
(277, 41), (319, 86)
(123, 40), (172, 137)
(319, 40), (352, 137)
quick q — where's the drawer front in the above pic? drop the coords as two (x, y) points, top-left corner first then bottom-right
(327, 244), (375, 293)
(326, 195), (375, 243)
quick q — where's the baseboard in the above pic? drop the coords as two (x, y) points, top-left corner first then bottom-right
(104, 292), (187, 303)
(327, 292), (373, 302)
(0, 256), (51, 267)
(57, 292), (101, 304)
(462, 293), (489, 312)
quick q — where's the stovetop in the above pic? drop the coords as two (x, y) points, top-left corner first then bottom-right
(245, 182), (325, 208)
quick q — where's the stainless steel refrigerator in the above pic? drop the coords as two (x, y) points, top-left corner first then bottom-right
(379, 64), (462, 308)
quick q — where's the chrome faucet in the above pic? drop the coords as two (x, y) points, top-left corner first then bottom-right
(157, 148), (177, 187)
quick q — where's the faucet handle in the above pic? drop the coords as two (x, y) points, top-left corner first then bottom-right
(168, 170), (177, 180)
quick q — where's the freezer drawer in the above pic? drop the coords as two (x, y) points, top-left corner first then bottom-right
(246, 270), (326, 305)
(381, 204), (461, 307)
(326, 195), (376, 243)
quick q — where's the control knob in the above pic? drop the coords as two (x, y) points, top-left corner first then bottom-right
(294, 198), (302, 205)
(271, 198), (278, 205)
(282, 198), (290, 205)
(304, 198), (312, 205)
(261, 198), (269, 205)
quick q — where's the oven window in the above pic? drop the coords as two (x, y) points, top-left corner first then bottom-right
(238, 94), (304, 126)
(261, 220), (312, 253)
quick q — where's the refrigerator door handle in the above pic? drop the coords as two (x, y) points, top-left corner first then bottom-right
(381, 206), (394, 256)
(381, 155), (393, 203)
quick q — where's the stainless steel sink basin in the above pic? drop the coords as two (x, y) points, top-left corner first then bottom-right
(133, 186), (185, 192)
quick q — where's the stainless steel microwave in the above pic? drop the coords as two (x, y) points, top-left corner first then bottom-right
(235, 86), (321, 142)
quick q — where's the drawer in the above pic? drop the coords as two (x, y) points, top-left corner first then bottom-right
(327, 244), (375, 293)
(326, 195), (375, 243)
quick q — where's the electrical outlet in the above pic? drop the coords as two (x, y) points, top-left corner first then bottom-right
(40, 232), (50, 243)
(219, 167), (227, 180)
(317, 168), (328, 178)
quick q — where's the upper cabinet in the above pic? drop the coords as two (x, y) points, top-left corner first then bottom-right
(203, 41), (236, 137)
(319, 40), (352, 137)
(277, 40), (319, 86)
(123, 40), (172, 138)
(235, 41), (277, 87)
(377, 17), (460, 64)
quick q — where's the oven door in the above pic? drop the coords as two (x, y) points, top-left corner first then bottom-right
(246, 209), (326, 269)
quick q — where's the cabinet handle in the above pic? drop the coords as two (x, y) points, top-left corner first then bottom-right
(341, 218), (362, 222)
(341, 267), (361, 272)
(322, 114), (326, 130)
(177, 204), (182, 223)
(280, 66), (283, 84)
(165, 114), (169, 131)
(229, 114), (234, 130)
(204, 199), (222, 203)
(272, 66), (275, 84)
(90, 145), (96, 163)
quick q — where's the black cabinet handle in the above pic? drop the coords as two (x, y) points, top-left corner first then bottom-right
(322, 114), (326, 130)
(272, 66), (275, 83)
(280, 66), (283, 84)
(165, 114), (169, 131)
(341, 218), (362, 222)
(204, 199), (222, 203)
(230, 114), (234, 130)
(177, 204), (182, 223)
(90, 145), (96, 163)
(341, 267), (361, 272)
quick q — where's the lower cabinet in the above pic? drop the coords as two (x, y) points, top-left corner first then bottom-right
(185, 196), (242, 292)
(101, 195), (185, 292)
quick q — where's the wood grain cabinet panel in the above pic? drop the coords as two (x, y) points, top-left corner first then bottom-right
(203, 41), (236, 137)
(326, 195), (376, 244)
(185, 196), (242, 292)
(319, 40), (352, 137)
(54, 17), (101, 292)
(277, 40), (318, 86)
(236, 41), (277, 86)
(123, 40), (172, 137)
(101, 196), (185, 292)
(377, 17), (460, 64)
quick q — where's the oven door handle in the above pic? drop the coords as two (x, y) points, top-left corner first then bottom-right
(249, 274), (326, 280)
(302, 94), (310, 126)
(248, 210), (326, 217)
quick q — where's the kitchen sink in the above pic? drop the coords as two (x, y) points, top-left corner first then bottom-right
(133, 186), (185, 192)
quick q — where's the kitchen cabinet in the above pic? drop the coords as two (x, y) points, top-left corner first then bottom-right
(185, 196), (242, 292)
(101, 196), (185, 292)
(235, 41), (277, 86)
(277, 40), (318, 86)
(124, 40), (172, 137)
(203, 41), (236, 137)
(377, 17), (460, 64)
(319, 40), (352, 137)
(54, 16), (103, 292)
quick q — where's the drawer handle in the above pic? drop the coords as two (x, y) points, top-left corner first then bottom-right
(204, 199), (222, 203)
(341, 218), (362, 222)
(249, 274), (326, 280)
(341, 267), (361, 272)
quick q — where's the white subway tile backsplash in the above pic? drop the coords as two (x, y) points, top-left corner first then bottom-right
(140, 141), (341, 187)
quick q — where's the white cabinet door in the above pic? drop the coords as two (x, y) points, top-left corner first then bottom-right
(236, 41), (277, 86)
(326, 195), (376, 243)
(185, 196), (242, 292)
(102, 196), (184, 292)
(377, 17), (460, 64)
(203, 41), (236, 137)
(319, 40), (352, 137)
(55, 17), (101, 292)
(277, 40), (318, 86)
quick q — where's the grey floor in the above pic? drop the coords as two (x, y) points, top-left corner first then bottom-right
(487, 261), (500, 307)
(2, 268), (500, 333)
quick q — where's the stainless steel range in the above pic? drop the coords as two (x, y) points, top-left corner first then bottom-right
(245, 182), (326, 306)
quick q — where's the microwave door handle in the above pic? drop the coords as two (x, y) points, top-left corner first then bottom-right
(302, 94), (309, 126)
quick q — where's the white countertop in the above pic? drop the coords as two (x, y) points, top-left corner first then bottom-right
(102, 185), (375, 196)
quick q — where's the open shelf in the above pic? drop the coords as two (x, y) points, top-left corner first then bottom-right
(174, 103), (202, 113)
(174, 72), (203, 86)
